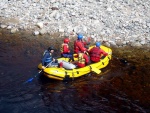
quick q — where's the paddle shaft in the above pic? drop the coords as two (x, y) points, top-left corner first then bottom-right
(24, 61), (53, 83)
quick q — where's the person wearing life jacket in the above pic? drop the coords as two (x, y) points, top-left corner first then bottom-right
(60, 38), (74, 62)
(42, 46), (58, 69)
(74, 33), (89, 54)
(89, 42), (108, 63)
(75, 48), (89, 68)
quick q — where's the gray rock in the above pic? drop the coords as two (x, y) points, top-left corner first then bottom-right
(1, 24), (7, 28)
(39, 29), (47, 35)
(0, 0), (149, 47)
(11, 28), (18, 33)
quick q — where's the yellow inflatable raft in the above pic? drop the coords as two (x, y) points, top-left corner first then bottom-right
(38, 45), (112, 81)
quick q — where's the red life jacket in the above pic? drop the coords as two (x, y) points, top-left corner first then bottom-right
(60, 43), (69, 54)
(90, 47), (101, 60)
(74, 40), (86, 53)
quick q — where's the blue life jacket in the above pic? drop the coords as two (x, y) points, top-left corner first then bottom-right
(43, 50), (52, 63)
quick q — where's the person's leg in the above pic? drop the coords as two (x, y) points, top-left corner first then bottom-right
(67, 53), (74, 62)
(51, 62), (58, 67)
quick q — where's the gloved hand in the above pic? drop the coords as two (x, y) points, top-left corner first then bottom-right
(42, 66), (46, 70)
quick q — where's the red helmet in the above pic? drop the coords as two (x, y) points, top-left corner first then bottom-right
(64, 38), (70, 43)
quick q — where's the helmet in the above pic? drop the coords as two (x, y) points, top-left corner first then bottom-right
(96, 42), (101, 47)
(48, 46), (55, 51)
(64, 38), (70, 43)
(77, 34), (83, 40)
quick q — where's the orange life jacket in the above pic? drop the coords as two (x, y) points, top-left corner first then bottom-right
(60, 43), (68, 53)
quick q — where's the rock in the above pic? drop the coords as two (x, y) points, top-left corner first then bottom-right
(116, 40), (123, 47)
(130, 42), (142, 47)
(58, 28), (65, 32)
(51, 7), (59, 10)
(107, 7), (113, 12)
(37, 22), (43, 29)
(39, 29), (47, 35)
(10, 28), (18, 33)
(109, 40), (117, 47)
(33, 31), (39, 35)
(0, 0), (149, 47)
(7, 25), (12, 29)
(0, 24), (7, 28)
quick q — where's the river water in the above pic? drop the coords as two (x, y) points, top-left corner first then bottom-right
(0, 29), (150, 113)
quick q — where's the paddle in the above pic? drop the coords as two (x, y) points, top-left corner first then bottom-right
(90, 66), (101, 74)
(24, 61), (53, 84)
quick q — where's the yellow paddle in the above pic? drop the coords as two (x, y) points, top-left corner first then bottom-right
(90, 66), (101, 74)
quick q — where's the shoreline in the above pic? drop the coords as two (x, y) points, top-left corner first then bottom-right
(1, 19), (150, 48)
(0, 0), (150, 48)
(0, 28), (150, 50)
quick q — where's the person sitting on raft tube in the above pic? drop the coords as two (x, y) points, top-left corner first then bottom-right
(74, 33), (90, 54)
(75, 48), (89, 68)
(88, 42), (108, 63)
(42, 46), (58, 69)
(60, 38), (74, 62)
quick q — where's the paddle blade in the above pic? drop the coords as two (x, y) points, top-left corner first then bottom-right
(91, 66), (101, 74)
(24, 78), (34, 84)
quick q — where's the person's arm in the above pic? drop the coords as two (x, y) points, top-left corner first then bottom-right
(84, 54), (89, 65)
(77, 42), (87, 53)
(100, 49), (108, 56)
(41, 53), (49, 69)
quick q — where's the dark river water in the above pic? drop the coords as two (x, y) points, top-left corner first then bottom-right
(0, 29), (150, 113)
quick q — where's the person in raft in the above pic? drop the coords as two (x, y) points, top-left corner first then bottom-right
(74, 33), (90, 54)
(75, 48), (90, 68)
(60, 38), (74, 62)
(88, 42), (108, 63)
(41, 46), (58, 69)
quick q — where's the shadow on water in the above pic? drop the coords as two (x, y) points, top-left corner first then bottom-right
(0, 29), (150, 113)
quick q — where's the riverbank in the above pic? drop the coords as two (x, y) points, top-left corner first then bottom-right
(0, 0), (150, 48)
(1, 27), (150, 49)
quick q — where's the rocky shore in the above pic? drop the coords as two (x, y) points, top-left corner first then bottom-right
(0, 0), (150, 47)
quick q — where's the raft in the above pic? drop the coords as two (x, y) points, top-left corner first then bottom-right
(38, 45), (112, 81)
